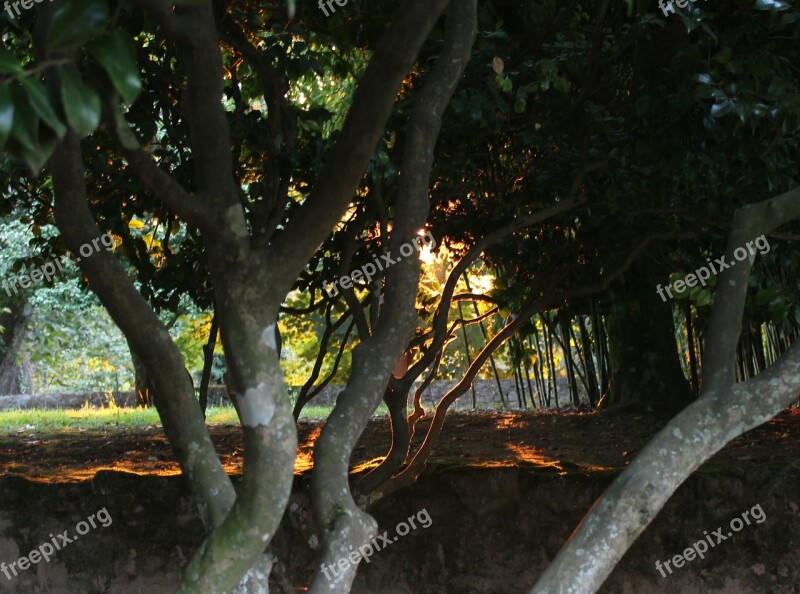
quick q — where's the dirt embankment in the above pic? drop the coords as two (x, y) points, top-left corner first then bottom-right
(0, 411), (798, 593)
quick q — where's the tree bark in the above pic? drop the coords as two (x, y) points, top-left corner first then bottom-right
(198, 313), (219, 418)
(44, 3), (294, 589)
(49, 129), (237, 530)
(601, 264), (693, 413)
(127, 338), (154, 407)
(0, 301), (32, 395)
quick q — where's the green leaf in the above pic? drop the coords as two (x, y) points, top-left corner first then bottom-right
(714, 47), (733, 64)
(513, 98), (526, 114)
(59, 68), (101, 136)
(87, 31), (142, 105)
(696, 289), (713, 307)
(0, 48), (23, 75)
(8, 86), (57, 174)
(782, 11), (800, 23)
(10, 86), (39, 152)
(0, 85), (13, 146)
(48, 0), (109, 49)
(22, 135), (59, 176)
(753, 0), (790, 10)
(711, 100), (733, 118)
(19, 77), (67, 138)
(755, 287), (779, 306)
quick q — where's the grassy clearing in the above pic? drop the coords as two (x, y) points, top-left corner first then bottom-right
(0, 402), (388, 432)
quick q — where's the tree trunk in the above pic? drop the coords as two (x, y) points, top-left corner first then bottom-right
(577, 315), (599, 406)
(685, 302), (700, 396)
(544, 317), (559, 410)
(0, 301), (32, 395)
(558, 313), (580, 406)
(602, 265), (692, 413)
(198, 313), (219, 418)
(354, 381), (410, 500)
(127, 338), (154, 407)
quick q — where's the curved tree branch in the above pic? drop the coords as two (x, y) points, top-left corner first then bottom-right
(50, 131), (235, 530)
(702, 186), (800, 393)
(117, 138), (212, 230)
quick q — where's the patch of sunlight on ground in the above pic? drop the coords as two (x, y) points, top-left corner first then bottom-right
(295, 425), (323, 474)
(505, 443), (566, 472)
(20, 466), (184, 483)
(350, 456), (386, 474)
(505, 443), (617, 475)
(494, 414), (527, 431)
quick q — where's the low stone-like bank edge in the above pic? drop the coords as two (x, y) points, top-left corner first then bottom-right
(0, 378), (569, 411)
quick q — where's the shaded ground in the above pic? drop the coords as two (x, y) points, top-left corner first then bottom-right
(1, 408), (799, 482)
(1, 409), (799, 593)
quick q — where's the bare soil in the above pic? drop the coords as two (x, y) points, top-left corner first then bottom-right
(1, 408), (799, 482)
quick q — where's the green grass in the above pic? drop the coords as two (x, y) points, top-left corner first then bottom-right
(0, 402), (389, 432)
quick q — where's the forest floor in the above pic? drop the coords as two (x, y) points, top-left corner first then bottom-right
(1, 408), (799, 482)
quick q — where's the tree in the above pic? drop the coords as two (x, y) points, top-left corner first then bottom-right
(601, 262), (693, 413)
(0, 220), (33, 394)
(2, 0), (473, 590)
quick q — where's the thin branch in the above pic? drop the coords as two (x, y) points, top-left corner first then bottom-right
(453, 292), (495, 304)
(294, 305), (352, 418)
(118, 141), (212, 230)
(306, 318), (355, 402)
(402, 195), (583, 390)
